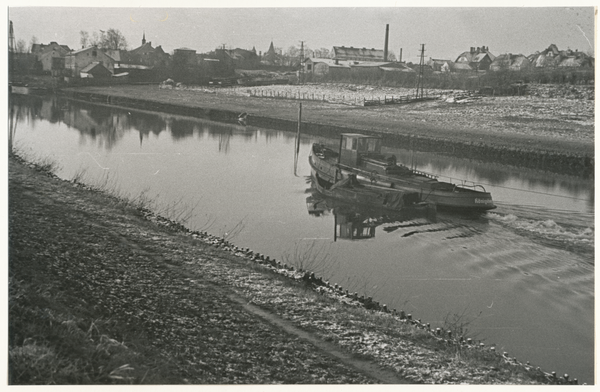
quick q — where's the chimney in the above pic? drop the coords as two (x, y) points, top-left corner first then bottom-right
(399, 48), (402, 62)
(383, 24), (389, 62)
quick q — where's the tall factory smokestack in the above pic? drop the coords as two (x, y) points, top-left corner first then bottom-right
(384, 24), (389, 62)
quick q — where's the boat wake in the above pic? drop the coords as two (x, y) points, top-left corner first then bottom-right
(487, 204), (594, 260)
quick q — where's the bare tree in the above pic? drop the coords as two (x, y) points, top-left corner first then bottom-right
(100, 28), (128, 50)
(82, 28), (128, 50)
(313, 47), (330, 58)
(16, 39), (27, 54)
(285, 45), (300, 58)
(29, 36), (37, 52)
(80, 30), (89, 48)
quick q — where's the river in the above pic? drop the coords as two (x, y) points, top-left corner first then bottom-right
(9, 94), (595, 384)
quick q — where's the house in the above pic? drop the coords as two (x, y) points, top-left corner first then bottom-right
(304, 58), (351, 76)
(225, 48), (260, 69)
(31, 41), (71, 58)
(489, 53), (531, 72)
(557, 52), (594, 68)
(528, 44), (594, 69)
(108, 34), (171, 80)
(528, 44), (562, 68)
(455, 46), (495, 71)
(32, 41), (71, 72)
(304, 57), (414, 77)
(127, 35), (170, 68)
(79, 62), (112, 78)
(65, 46), (116, 76)
(332, 46), (385, 62)
(428, 58), (454, 73)
(451, 62), (474, 73)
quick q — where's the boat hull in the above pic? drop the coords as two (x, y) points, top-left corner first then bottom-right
(309, 144), (496, 211)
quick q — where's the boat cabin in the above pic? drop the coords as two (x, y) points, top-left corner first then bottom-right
(338, 133), (382, 167)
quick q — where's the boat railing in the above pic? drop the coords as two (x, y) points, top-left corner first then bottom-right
(420, 171), (488, 192)
(411, 169), (438, 180)
(340, 163), (488, 193)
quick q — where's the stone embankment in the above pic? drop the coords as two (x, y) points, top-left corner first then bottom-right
(60, 83), (594, 178)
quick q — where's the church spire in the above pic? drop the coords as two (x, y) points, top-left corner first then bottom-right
(142, 31), (146, 45)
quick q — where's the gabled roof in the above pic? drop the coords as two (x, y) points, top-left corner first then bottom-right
(32, 42), (71, 55)
(80, 61), (108, 73)
(453, 62), (473, 71)
(455, 47), (495, 63)
(69, 46), (98, 55)
(105, 49), (128, 62)
(472, 52), (495, 62)
(129, 41), (156, 56)
(542, 44), (560, 56)
(490, 53), (531, 70)
(228, 48), (258, 60)
(558, 56), (586, 67)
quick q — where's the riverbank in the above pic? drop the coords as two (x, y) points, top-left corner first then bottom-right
(59, 83), (594, 177)
(9, 153), (572, 385)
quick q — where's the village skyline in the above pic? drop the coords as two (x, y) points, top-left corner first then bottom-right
(6, 6), (595, 64)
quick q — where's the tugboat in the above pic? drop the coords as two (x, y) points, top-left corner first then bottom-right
(309, 133), (495, 211)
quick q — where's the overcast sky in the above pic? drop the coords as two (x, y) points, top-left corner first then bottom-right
(6, 4), (595, 63)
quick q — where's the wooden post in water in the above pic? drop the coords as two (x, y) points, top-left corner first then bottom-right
(294, 103), (302, 175)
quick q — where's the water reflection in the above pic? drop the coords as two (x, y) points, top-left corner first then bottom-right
(306, 179), (438, 242)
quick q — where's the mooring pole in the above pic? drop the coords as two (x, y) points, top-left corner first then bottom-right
(294, 103), (302, 175)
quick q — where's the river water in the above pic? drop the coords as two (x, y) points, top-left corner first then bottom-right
(10, 94), (595, 383)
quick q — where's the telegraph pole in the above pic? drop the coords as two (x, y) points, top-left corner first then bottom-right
(415, 44), (426, 99)
(9, 21), (16, 75)
(299, 40), (305, 82)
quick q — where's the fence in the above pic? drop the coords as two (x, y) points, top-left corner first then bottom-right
(248, 88), (438, 107)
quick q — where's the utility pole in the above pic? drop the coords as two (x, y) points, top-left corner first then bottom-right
(415, 44), (425, 99)
(9, 21), (16, 75)
(299, 40), (305, 82)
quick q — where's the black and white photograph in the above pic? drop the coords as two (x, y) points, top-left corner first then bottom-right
(7, 3), (595, 386)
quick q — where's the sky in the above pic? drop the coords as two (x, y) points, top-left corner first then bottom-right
(5, 4), (596, 64)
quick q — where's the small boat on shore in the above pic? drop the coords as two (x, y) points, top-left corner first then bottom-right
(309, 133), (495, 211)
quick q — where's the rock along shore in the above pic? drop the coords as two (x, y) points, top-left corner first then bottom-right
(9, 154), (574, 385)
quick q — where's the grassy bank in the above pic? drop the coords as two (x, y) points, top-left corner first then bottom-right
(9, 153), (575, 385)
